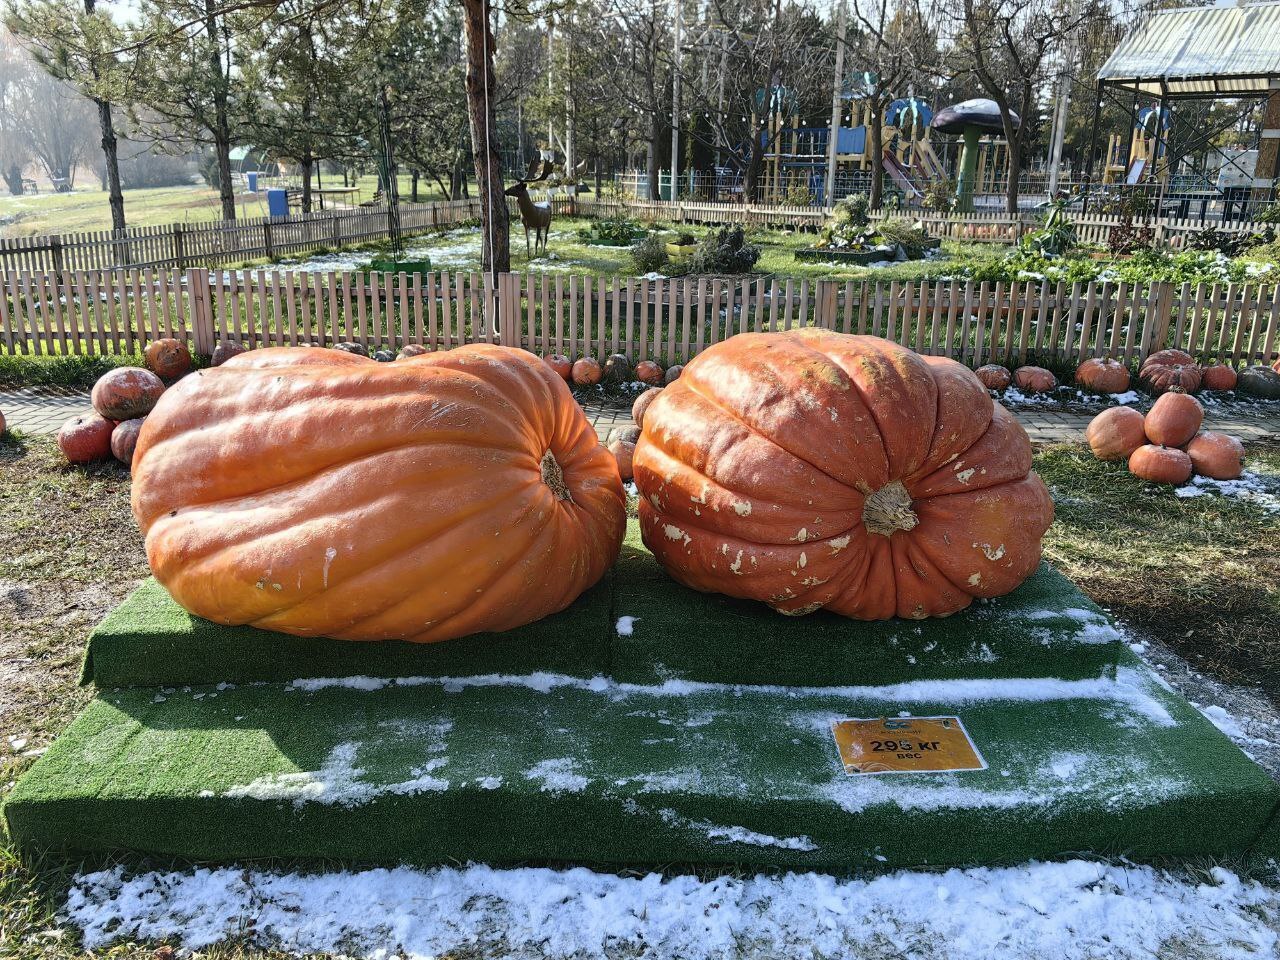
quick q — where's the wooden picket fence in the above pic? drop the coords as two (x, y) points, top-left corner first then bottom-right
(0, 199), (485, 275)
(3, 268), (1278, 370)
(3, 193), (1272, 276)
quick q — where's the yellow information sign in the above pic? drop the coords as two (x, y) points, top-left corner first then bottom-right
(831, 716), (986, 775)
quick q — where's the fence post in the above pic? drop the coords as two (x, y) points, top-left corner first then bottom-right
(50, 236), (65, 284)
(332, 213), (341, 246)
(188, 268), (215, 356)
(1146, 281), (1174, 360)
(172, 223), (187, 271)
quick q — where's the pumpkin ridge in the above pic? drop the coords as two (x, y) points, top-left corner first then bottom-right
(136, 436), (529, 527)
(807, 338), (934, 481)
(679, 374), (865, 492)
(161, 478), (524, 619)
(315, 486), (559, 640)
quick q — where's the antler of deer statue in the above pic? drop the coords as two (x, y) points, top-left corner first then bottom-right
(504, 159), (553, 257)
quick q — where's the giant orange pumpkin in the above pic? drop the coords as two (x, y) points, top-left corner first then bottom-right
(131, 345), (626, 643)
(634, 331), (1054, 620)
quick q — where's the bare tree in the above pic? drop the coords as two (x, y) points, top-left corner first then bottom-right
(0, 28), (34, 194)
(461, 0), (508, 273)
(596, 0), (670, 200)
(847, 0), (940, 208)
(955, 0), (1099, 212)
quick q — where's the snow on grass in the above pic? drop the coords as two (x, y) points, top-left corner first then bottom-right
(283, 668), (1174, 727)
(1174, 472), (1280, 513)
(64, 859), (1280, 959)
(523, 757), (590, 794)
(615, 615), (639, 636)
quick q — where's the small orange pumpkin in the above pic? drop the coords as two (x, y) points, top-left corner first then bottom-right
(632, 387), (663, 428)
(1075, 358), (1130, 394)
(1086, 407), (1146, 461)
(608, 438), (635, 482)
(111, 417), (145, 466)
(1140, 349), (1201, 395)
(1129, 444), (1192, 485)
(635, 360), (665, 386)
(1199, 364), (1237, 392)
(634, 331), (1054, 621)
(1013, 365), (1057, 394)
(131, 345), (627, 644)
(211, 339), (247, 367)
(58, 414), (115, 464)
(974, 364), (1012, 391)
(572, 357), (603, 386)
(544, 354), (572, 381)
(144, 338), (193, 381)
(1186, 432), (1244, 480)
(1144, 392), (1202, 448)
(92, 368), (165, 421)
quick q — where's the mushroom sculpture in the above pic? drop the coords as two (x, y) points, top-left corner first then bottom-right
(930, 98), (1019, 214)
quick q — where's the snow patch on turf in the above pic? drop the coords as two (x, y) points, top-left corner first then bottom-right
(282, 668), (1174, 726)
(223, 721), (452, 806)
(657, 807), (818, 851)
(64, 860), (1280, 959)
(1174, 472), (1280, 513)
(524, 757), (590, 793)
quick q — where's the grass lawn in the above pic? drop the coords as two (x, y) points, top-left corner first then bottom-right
(0, 175), (460, 238)
(0, 430), (1277, 955)
(266, 216), (1003, 284)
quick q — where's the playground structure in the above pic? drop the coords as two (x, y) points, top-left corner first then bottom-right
(1102, 107), (1168, 186)
(1089, 1), (1280, 219)
(750, 94), (947, 205)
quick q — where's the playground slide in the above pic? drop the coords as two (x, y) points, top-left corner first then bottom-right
(1126, 158), (1146, 186)
(882, 151), (923, 200)
(915, 140), (947, 183)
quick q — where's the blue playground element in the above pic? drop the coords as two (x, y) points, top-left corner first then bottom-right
(246, 171), (260, 192)
(266, 188), (289, 218)
(885, 98), (933, 131)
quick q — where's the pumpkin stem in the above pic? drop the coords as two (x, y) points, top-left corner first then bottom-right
(862, 480), (918, 537)
(541, 450), (574, 503)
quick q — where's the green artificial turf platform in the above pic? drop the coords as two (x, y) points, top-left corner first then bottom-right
(84, 524), (1123, 690)
(8, 649), (1280, 868)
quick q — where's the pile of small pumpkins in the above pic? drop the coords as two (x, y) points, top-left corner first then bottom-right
(539, 353), (684, 482)
(973, 348), (1279, 400)
(1086, 394), (1243, 484)
(57, 339), (194, 468)
(541, 352), (683, 391)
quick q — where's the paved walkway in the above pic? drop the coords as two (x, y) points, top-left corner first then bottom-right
(3, 386), (1277, 448)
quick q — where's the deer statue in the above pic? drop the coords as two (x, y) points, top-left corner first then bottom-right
(504, 159), (553, 257)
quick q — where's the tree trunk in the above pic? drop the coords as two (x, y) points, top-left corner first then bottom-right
(742, 124), (767, 201)
(84, 0), (125, 231)
(205, 0), (235, 220)
(412, 169), (419, 202)
(1002, 113), (1020, 215)
(2, 165), (23, 196)
(646, 114), (660, 201)
(868, 99), (884, 209)
(462, 0), (509, 273)
(301, 157), (313, 213)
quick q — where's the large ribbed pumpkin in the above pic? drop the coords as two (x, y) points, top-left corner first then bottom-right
(634, 331), (1055, 620)
(131, 345), (626, 643)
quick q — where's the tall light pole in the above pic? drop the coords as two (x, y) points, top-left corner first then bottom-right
(670, 0), (683, 200)
(824, 0), (847, 208)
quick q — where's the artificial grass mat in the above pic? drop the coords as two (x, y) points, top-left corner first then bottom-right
(84, 522), (1123, 689)
(8, 647), (1280, 868)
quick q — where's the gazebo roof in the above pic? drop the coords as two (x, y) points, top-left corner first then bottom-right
(1097, 1), (1280, 97)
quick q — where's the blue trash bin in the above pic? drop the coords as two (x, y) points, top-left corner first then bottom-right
(247, 171), (259, 192)
(267, 188), (289, 218)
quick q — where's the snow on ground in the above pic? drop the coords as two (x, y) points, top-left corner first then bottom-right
(1174, 471), (1280, 513)
(65, 858), (1280, 959)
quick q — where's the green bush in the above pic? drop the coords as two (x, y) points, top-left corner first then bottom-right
(876, 217), (932, 260)
(679, 225), (760, 275)
(631, 234), (669, 274)
(580, 216), (648, 246)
